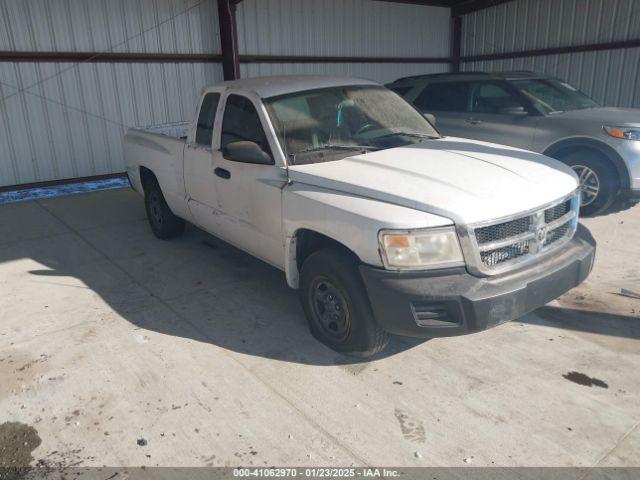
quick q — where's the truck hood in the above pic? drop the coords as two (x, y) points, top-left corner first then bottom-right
(288, 137), (578, 225)
(551, 107), (640, 126)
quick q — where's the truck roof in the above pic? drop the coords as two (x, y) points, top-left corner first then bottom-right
(215, 75), (379, 98)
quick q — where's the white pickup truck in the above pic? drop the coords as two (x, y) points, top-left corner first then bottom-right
(124, 75), (596, 357)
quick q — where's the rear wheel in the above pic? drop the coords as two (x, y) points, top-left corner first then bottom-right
(556, 149), (618, 216)
(299, 248), (389, 357)
(144, 178), (185, 239)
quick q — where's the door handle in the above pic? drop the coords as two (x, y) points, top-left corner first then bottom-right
(466, 117), (482, 125)
(214, 167), (231, 179)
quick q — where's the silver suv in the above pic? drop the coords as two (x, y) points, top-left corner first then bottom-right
(387, 72), (640, 215)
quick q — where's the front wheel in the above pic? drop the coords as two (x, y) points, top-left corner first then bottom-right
(557, 150), (618, 216)
(299, 249), (390, 357)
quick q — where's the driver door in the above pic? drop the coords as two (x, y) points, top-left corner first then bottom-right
(211, 93), (288, 267)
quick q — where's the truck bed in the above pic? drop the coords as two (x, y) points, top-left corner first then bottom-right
(131, 121), (190, 139)
(124, 122), (191, 220)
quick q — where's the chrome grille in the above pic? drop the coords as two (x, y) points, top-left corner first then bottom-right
(545, 200), (571, 223)
(480, 240), (531, 267)
(466, 193), (580, 275)
(475, 217), (531, 245)
(544, 223), (569, 246)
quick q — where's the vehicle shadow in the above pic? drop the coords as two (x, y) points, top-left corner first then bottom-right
(523, 305), (640, 340)
(17, 206), (429, 367)
(156, 228), (430, 366)
(14, 189), (636, 369)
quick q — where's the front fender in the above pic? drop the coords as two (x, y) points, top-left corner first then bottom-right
(282, 184), (453, 288)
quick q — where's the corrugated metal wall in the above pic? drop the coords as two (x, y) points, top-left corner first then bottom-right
(0, 0), (223, 188)
(0, 0), (220, 53)
(236, 0), (451, 83)
(460, 0), (640, 108)
(0, 0), (451, 188)
(239, 62), (449, 84)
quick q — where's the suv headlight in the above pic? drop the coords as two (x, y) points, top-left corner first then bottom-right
(604, 126), (640, 141)
(378, 226), (464, 270)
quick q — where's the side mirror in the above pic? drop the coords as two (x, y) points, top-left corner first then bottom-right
(223, 141), (273, 165)
(499, 106), (528, 116)
(423, 113), (436, 126)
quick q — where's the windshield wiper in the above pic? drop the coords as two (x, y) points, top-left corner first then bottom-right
(297, 144), (380, 155)
(290, 144), (379, 166)
(376, 131), (441, 140)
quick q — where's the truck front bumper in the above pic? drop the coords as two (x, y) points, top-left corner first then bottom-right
(359, 224), (596, 338)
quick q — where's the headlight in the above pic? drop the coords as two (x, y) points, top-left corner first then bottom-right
(604, 126), (640, 141)
(378, 227), (464, 270)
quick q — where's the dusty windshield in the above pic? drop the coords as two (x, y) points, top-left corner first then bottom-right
(510, 78), (599, 114)
(264, 85), (440, 165)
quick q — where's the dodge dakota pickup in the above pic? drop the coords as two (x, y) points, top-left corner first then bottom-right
(124, 75), (596, 357)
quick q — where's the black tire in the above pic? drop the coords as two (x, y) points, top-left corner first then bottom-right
(556, 149), (619, 216)
(144, 178), (185, 239)
(299, 248), (390, 357)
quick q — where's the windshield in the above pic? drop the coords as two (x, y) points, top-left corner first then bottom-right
(510, 78), (599, 114)
(264, 85), (440, 165)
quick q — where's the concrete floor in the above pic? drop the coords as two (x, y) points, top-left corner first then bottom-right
(1, 188), (639, 468)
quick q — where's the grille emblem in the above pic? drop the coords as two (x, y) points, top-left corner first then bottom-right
(536, 225), (548, 244)
(530, 211), (547, 253)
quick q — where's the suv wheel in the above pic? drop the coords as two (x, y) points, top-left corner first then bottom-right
(144, 179), (185, 239)
(299, 248), (390, 357)
(557, 150), (618, 216)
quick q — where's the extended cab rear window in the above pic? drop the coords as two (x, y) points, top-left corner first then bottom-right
(195, 93), (220, 147)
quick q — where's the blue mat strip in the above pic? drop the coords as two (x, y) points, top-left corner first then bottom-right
(0, 177), (131, 205)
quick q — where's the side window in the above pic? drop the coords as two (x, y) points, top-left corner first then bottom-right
(414, 82), (469, 112)
(468, 82), (522, 114)
(221, 95), (271, 155)
(195, 93), (220, 147)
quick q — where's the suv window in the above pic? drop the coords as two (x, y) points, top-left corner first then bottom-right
(221, 94), (271, 155)
(414, 82), (469, 112)
(510, 78), (599, 114)
(388, 85), (413, 96)
(195, 93), (220, 146)
(468, 82), (522, 114)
